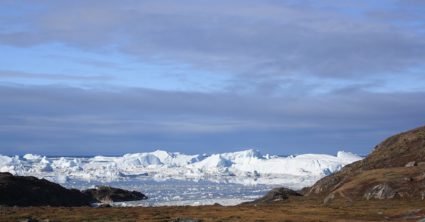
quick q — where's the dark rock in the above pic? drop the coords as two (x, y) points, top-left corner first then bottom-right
(97, 203), (112, 208)
(0, 173), (148, 207)
(20, 217), (40, 222)
(83, 185), (148, 202)
(249, 187), (302, 204)
(0, 172), (91, 206)
(169, 218), (202, 222)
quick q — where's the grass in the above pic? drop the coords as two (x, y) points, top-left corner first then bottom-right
(1, 198), (425, 222)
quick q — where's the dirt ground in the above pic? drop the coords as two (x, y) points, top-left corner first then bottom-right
(1, 198), (425, 222)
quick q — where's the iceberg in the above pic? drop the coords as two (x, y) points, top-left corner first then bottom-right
(0, 149), (362, 189)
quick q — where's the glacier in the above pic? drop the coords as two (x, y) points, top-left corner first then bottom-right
(0, 149), (362, 206)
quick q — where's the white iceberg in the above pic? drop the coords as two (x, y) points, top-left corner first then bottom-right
(0, 149), (362, 189)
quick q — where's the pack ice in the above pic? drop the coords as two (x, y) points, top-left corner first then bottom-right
(0, 149), (362, 189)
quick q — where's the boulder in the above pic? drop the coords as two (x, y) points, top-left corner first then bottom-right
(405, 161), (417, 167)
(248, 187), (302, 204)
(97, 203), (112, 208)
(323, 193), (335, 204)
(83, 185), (148, 202)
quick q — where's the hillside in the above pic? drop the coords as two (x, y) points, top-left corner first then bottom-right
(305, 125), (425, 202)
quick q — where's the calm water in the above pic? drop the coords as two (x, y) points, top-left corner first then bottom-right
(63, 178), (276, 206)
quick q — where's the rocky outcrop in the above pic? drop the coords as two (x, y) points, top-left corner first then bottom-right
(0, 172), (91, 206)
(83, 185), (148, 202)
(247, 187), (302, 204)
(304, 125), (425, 203)
(363, 183), (396, 200)
(405, 161), (417, 167)
(0, 172), (148, 206)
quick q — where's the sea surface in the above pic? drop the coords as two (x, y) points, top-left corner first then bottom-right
(64, 178), (276, 206)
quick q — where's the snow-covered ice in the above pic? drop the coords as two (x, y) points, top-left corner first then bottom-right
(0, 149), (362, 206)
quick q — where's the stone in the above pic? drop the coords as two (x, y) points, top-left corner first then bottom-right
(363, 183), (396, 200)
(421, 191), (425, 200)
(98, 203), (112, 208)
(249, 187), (302, 204)
(20, 217), (39, 222)
(83, 186), (148, 202)
(169, 218), (203, 222)
(405, 161), (417, 167)
(323, 193), (335, 204)
(418, 162), (425, 166)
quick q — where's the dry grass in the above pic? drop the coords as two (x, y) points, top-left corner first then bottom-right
(326, 165), (425, 201)
(1, 198), (425, 222)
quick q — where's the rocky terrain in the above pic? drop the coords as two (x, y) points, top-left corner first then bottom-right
(0, 172), (147, 206)
(244, 187), (302, 204)
(0, 172), (92, 207)
(304, 125), (425, 203)
(83, 185), (148, 203)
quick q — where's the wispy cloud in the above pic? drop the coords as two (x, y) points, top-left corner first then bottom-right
(0, 70), (113, 81)
(1, 1), (425, 85)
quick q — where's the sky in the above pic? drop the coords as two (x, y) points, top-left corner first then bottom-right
(0, 0), (425, 156)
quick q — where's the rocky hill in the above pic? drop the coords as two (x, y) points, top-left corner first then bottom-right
(0, 172), (91, 206)
(304, 125), (425, 203)
(0, 172), (147, 206)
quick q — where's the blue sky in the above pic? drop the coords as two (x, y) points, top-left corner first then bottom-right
(0, 0), (425, 155)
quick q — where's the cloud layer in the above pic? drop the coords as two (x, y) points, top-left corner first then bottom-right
(2, 1), (425, 81)
(0, 0), (424, 155)
(1, 85), (424, 155)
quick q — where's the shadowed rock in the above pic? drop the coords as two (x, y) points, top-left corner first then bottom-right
(248, 187), (302, 204)
(169, 219), (203, 222)
(0, 172), (148, 206)
(0, 172), (91, 206)
(83, 185), (148, 202)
